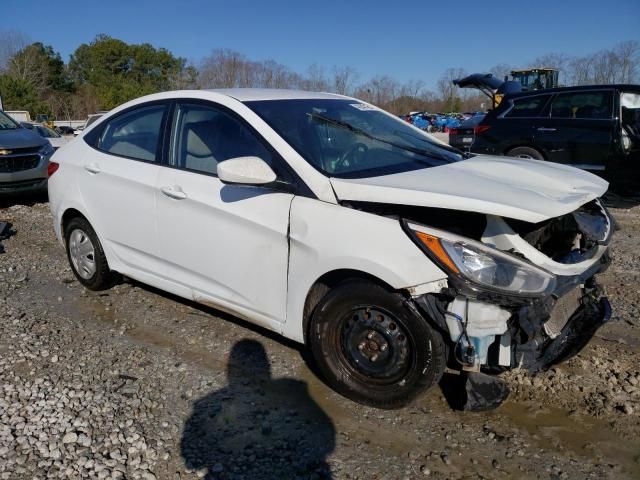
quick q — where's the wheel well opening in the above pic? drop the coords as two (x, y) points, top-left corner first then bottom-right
(504, 145), (546, 159)
(302, 269), (394, 344)
(61, 209), (86, 237)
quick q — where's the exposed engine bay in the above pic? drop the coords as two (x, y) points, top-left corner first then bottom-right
(344, 197), (613, 409)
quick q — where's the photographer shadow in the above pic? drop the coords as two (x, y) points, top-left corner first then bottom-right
(181, 339), (335, 479)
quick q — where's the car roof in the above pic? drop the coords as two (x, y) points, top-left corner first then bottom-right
(205, 88), (348, 102)
(505, 83), (640, 99)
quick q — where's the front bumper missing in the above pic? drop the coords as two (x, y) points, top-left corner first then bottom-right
(415, 276), (612, 374)
(514, 294), (611, 372)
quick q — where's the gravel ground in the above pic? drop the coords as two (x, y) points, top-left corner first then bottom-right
(1, 193), (639, 480)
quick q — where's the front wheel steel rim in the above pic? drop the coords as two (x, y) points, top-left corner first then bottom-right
(339, 307), (412, 384)
(69, 229), (96, 280)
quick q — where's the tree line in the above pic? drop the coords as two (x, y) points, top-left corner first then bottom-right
(0, 30), (637, 120)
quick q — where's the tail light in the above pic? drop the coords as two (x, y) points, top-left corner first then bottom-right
(474, 125), (491, 135)
(448, 128), (459, 135)
(47, 162), (59, 176)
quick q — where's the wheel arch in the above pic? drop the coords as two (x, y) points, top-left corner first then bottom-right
(301, 269), (397, 345)
(61, 207), (88, 237)
(504, 144), (547, 159)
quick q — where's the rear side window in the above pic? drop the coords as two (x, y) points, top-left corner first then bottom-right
(98, 105), (166, 162)
(550, 91), (613, 119)
(171, 103), (272, 175)
(504, 95), (551, 118)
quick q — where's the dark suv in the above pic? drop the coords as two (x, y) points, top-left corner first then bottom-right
(471, 85), (640, 190)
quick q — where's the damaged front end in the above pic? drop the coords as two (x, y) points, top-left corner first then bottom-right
(405, 198), (613, 376)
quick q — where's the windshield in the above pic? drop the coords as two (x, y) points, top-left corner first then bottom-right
(246, 99), (463, 178)
(35, 125), (61, 138)
(85, 114), (103, 128)
(0, 111), (19, 130)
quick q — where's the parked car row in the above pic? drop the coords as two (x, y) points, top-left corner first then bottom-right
(45, 88), (614, 409)
(403, 111), (483, 133)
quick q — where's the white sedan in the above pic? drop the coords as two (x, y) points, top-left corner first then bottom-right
(20, 122), (71, 150)
(48, 89), (613, 408)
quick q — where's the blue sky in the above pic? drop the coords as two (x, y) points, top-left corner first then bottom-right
(2, 0), (639, 89)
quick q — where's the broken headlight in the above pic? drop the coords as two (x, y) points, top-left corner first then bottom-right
(411, 230), (556, 297)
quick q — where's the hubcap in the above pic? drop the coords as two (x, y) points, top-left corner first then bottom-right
(515, 153), (534, 159)
(340, 307), (411, 382)
(69, 229), (96, 280)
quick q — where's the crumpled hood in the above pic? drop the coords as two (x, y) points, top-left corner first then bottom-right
(0, 128), (47, 150)
(330, 155), (609, 223)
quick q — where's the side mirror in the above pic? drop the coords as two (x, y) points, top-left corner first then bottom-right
(217, 156), (277, 186)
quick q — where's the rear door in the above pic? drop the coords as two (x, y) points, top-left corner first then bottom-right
(78, 102), (168, 272)
(534, 89), (615, 170)
(154, 100), (294, 329)
(478, 94), (552, 156)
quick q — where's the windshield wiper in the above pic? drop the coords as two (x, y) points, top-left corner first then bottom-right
(308, 112), (460, 163)
(392, 129), (465, 156)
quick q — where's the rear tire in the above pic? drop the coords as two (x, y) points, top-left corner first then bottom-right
(308, 280), (446, 409)
(65, 217), (114, 291)
(507, 146), (544, 160)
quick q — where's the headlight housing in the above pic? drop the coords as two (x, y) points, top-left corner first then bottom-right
(410, 229), (556, 297)
(39, 142), (55, 158)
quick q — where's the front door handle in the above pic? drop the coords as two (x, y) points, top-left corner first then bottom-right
(537, 127), (557, 132)
(84, 163), (101, 174)
(160, 185), (187, 200)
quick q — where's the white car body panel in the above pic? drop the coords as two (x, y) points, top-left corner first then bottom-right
(284, 196), (447, 342)
(155, 167), (293, 330)
(48, 136), (71, 149)
(330, 155), (608, 223)
(76, 148), (162, 273)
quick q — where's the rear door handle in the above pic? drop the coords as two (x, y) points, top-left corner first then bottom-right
(160, 185), (187, 200)
(537, 127), (557, 132)
(84, 163), (101, 174)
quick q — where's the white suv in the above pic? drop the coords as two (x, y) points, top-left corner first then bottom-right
(48, 89), (613, 408)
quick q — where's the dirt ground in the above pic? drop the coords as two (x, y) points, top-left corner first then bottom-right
(1, 193), (639, 480)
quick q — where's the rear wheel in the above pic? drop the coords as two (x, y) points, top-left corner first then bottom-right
(308, 280), (446, 409)
(65, 217), (114, 290)
(507, 146), (544, 160)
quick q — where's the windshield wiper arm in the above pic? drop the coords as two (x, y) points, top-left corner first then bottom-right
(392, 129), (464, 156)
(308, 112), (460, 163)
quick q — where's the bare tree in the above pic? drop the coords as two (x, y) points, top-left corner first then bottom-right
(488, 63), (513, 83)
(331, 66), (358, 95)
(300, 64), (329, 92)
(198, 49), (248, 88)
(0, 30), (30, 72)
(564, 41), (639, 86)
(612, 40), (639, 83)
(437, 68), (466, 111)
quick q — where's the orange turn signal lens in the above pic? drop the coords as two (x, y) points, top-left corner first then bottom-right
(414, 232), (460, 274)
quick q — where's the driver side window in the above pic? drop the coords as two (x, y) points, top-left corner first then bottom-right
(171, 103), (272, 175)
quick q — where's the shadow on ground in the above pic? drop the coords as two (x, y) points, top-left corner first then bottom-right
(0, 191), (48, 209)
(181, 339), (335, 480)
(603, 190), (640, 209)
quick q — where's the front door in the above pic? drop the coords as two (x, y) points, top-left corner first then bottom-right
(155, 101), (294, 328)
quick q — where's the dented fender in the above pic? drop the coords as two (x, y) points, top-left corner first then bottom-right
(282, 196), (447, 343)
